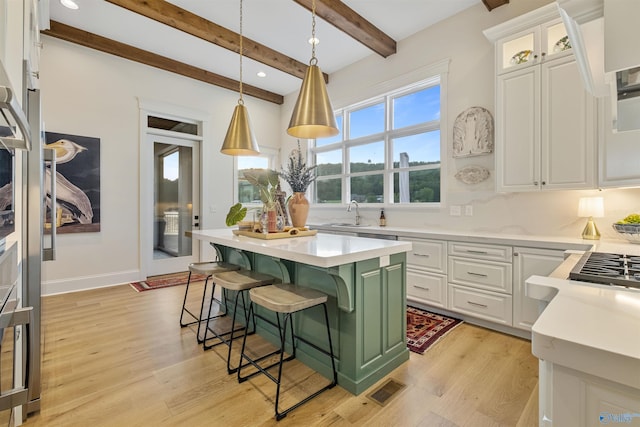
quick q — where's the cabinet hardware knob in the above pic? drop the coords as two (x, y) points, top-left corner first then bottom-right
(534, 54), (538, 59)
(514, 253), (519, 257)
(533, 181), (539, 186)
(541, 52), (546, 57)
(413, 253), (430, 257)
(541, 181), (546, 185)
(414, 285), (430, 291)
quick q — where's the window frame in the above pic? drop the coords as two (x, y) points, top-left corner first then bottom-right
(310, 74), (445, 207)
(234, 146), (279, 207)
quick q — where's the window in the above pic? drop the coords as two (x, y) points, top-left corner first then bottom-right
(236, 147), (278, 205)
(312, 77), (442, 205)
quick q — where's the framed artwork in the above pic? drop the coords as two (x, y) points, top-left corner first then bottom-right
(45, 131), (100, 233)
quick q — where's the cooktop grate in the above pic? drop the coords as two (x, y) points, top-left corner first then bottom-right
(569, 252), (640, 290)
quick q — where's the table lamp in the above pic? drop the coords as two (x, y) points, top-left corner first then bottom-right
(578, 197), (604, 240)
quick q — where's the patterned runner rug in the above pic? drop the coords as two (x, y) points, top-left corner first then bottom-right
(406, 306), (463, 354)
(129, 272), (207, 292)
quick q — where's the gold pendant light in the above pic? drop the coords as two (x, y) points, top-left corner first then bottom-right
(287, 0), (338, 139)
(221, 0), (260, 156)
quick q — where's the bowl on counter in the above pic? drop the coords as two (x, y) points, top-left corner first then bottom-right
(612, 223), (640, 244)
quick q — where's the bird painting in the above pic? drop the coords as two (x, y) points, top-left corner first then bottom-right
(43, 135), (99, 231)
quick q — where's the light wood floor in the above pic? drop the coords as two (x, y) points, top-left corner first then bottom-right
(22, 281), (539, 427)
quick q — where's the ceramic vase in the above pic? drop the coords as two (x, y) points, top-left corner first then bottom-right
(288, 192), (310, 228)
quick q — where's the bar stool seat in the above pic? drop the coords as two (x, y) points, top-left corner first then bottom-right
(180, 261), (240, 343)
(203, 269), (279, 374)
(249, 284), (328, 313)
(238, 283), (337, 421)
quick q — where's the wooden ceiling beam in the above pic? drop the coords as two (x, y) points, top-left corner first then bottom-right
(42, 21), (284, 105)
(482, 0), (509, 12)
(104, 0), (328, 83)
(293, 0), (396, 58)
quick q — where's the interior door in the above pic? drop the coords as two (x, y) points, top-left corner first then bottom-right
(145, 133), (200, 276)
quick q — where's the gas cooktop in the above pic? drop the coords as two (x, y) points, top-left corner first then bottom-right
(569, 252), (640, 290)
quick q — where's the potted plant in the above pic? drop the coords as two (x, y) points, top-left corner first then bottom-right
(243, 168), (282, 232)
(280, 141), (316, 228)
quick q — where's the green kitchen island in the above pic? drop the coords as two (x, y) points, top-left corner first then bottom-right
(189, 229), (412, 395)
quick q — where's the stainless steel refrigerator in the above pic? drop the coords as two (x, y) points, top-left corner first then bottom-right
(22, 70), (56, 417)
(0, 58), (53, 421)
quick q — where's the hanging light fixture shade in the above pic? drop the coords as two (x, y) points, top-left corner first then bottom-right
(221, 102), (259, 155)
(220, 0), (260, 156)
(287, 0), (338, 139)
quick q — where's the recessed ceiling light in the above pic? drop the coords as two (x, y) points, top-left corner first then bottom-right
(308, 37), (319, 45)
(257, 71), (266, 78)
(60, 0), (79, 10)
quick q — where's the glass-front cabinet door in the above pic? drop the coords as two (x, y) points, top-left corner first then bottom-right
(496, 18), (571, 75)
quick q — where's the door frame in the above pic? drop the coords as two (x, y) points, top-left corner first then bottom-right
(138, 99), (208, 279)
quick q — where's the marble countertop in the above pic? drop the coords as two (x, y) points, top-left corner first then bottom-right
(309, 223), (599, 251)
(189, 229), (412, 268)
(527, 258), (640, 389)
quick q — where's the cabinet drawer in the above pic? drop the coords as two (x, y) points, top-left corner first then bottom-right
(448, 284), (513, 325)
(407, 269), (446, 307)
(400, 238), (446, 273)
(448, 242), (512, 262)
(448, 257), (512, 293)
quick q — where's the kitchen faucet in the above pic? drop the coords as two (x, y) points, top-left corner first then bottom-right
(347, 200), (361, 225)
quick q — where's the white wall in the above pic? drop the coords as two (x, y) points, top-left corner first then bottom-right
(282, 0), (640, 240)
(39, 0), (640, 293)
(39, 36), (281, 294)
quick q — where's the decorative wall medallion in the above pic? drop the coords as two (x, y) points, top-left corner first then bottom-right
(455, 165), (490, 184)
(452, 106), (494, 158)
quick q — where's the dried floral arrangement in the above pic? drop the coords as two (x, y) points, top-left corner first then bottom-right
(280, 141), (317, 193)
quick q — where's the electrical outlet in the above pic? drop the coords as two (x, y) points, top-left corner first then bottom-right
(465, 205), (473, 216)
(450, 205), (461, 216)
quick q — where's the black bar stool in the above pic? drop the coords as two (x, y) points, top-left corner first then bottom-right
(179, 261), (240, 343)
(202, 269), (279, 374)
(237, 283), (337, 421)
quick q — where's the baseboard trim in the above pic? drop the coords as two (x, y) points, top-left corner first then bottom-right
(42, 269), (141, 296)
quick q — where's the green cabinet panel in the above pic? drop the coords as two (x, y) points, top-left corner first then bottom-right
(361, 269), (383, 364)
(211, 243), (409, 395)
(385, 263), (406, 350)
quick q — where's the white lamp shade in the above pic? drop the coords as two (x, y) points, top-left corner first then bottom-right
(578, 197), (604, 218)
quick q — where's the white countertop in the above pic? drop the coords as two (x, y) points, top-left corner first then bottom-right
(189, 229), (412, 268)
(527, 266), (640, 389)
(310, 223), (600, 251)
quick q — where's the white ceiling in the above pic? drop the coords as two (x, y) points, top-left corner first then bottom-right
(47, 0), (480, 97)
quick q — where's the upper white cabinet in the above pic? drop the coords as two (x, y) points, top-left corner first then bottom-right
(485, 4), (597, 192)
(495, 19), (573, 75)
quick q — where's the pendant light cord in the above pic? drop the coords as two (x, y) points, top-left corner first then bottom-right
(239, 0), (244, 104)
(310, 0), (317, 65)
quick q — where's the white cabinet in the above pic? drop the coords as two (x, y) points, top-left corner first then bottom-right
(400, 237), (447, 308)
(512, 247), (564, 331)
(543, 362), (640, 427)
(486, 5), (597, 192)
(496, 52), (596, 192)
(494, 17), (573, 76)
(446, 242), (513, 325)
(407, 238), (572, 336)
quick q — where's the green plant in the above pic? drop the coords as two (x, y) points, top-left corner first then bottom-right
(243, 168), (280, 210)
(280, 141), (316, 193)
(225, 203), (247, 226)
